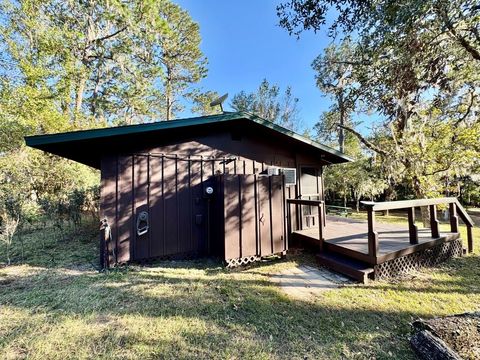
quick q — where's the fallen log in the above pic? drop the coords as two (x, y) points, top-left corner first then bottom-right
(410, 330), (462, 360)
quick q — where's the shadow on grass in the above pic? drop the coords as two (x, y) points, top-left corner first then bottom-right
(1, 223), (479, 359)
(0, 256), (422, 359)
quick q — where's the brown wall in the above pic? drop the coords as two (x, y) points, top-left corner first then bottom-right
(100, 131), (325, 265)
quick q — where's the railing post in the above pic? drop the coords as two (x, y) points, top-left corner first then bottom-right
(367, 206), (379, 259)
(407, 207), (418, 245)
(467, 226), (473, 253)
(453, 199), (474, 253)
(323, 201), (326, 228)
(429, 204), (440, 238)
(318, 203), (324, 252)
(286, 202), (292, 236)
(449, 203), (459, 233)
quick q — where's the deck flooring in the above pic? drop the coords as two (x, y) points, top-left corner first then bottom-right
(295, 215), (459, 255)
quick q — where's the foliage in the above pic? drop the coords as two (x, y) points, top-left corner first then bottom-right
(156, 1), (208, 120)
(0, 0), (209, 257)
(231, 78), (302, 131)
(190, 90), (223, 116)
(278, 0), (480, 202)
(312, 40), (359, 152)
(322, 136), (388, 209)
(0, 208), (19, 265)
(458, 174), (480, 207)
(0, 0), (207, 125)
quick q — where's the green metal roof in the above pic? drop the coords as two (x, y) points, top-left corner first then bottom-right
(25, 111), (352, 168)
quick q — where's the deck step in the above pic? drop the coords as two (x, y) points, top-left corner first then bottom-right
(316, 252), (374, 283)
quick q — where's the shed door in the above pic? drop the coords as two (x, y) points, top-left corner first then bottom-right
(133, 156), (209, 261)
(223, 174), (286, 261)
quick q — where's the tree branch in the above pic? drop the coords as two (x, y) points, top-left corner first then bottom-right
(424, 163), (452, 176)
(316, 59), (372, 66)
(337, 124), (388, 156)
(86, 26), (128, 48)
(454, 89), (476, 126)
(437, 7), (480, 61)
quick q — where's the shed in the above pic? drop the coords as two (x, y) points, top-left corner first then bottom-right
(25, 111), (351, 267)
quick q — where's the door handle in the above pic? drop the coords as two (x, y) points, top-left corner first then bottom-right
(136, 211), (149, 236)
(259, 213), (265, 224)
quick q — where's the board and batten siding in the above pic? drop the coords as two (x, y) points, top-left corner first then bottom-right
(100, 137), (325, 265)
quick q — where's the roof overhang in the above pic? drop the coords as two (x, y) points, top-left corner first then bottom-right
(25, 112), (352, 169)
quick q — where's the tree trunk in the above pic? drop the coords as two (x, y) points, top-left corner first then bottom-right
(165, 67), (172, 121)
(6, 241), (10, 265)
(413, 176), (430, 227)
(91, 68), (102, 118)
(74, 74), (87, 123)
(338, 93), (345, 152)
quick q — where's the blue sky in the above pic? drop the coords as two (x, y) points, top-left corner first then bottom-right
(175, 0), (334, 130)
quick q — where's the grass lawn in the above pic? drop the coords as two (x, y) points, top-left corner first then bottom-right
(0, 217), (479, 359)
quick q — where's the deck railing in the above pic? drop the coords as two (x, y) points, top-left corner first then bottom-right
(286, 199), (326, 250)
(361, 197), (475, 259)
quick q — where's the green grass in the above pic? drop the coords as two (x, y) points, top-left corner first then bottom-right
(0, 216), (479, 359)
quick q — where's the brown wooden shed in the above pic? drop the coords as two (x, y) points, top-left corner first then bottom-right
(25, 112), (351, 267)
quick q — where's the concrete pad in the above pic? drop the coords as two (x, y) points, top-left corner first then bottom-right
(271, 265), (350, 300)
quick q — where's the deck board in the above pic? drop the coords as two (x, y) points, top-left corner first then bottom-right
(294, 215), (459, 256)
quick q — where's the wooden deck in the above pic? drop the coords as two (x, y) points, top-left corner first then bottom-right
(293, 215), (460, 265)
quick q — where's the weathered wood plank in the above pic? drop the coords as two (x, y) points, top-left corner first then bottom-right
(361, 198), (457, 211)
(410, 330), (461, 360)
(240, 175), (257, 257)
(407, 207), (418, 245)
(430, 205), (440, 238)
(133, 155), (149, 260)
(271, 175), (285, 254)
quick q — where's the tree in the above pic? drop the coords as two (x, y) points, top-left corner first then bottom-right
(278, 0), (480, 64)
(156, 1), (207, 120)
(321, 133), (388, 210)
(231, 79), (302, 131)
(190, 90), (222, 116)
(312, 40), (358, 152)
(0, 0), (210, 248)
(0, 0), (207, 125)
(278, 0), (480, 207)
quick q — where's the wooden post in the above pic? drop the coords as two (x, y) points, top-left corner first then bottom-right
(318, 203), (324, 252)
(429, 205), (440, 238)
(367, 207), (379, 259)
(467, 226), (473, 253)
(286, 202), (292, 237)
(322, 202), (326, 229)
(449, 203), (458, 233)
(323, 200), (326, 228)
(453, 199), (474, 253)
(407, 207), (418, 245)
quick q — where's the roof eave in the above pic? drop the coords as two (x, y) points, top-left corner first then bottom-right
(25, 111), (353, 166)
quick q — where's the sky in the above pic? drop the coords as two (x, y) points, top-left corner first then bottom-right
(175, 0), (334, 131)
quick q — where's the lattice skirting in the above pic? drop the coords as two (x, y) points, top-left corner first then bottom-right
(225, 255), (262, 268)
(374, 239), (463, 280)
